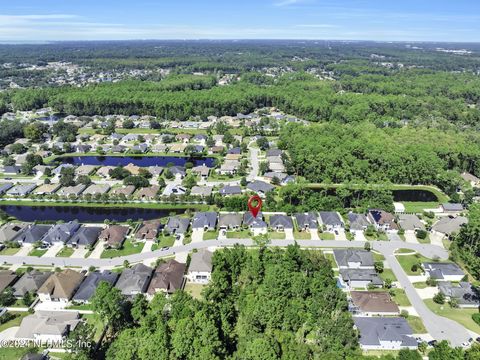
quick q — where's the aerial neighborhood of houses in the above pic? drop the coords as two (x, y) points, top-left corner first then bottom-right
(0, 106), (478, 357)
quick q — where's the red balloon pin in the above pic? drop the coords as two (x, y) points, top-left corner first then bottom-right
(248, 194), (262, 218)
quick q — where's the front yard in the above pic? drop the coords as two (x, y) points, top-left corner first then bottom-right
(100, 238), (145, 259)
(0, 312), (29, 332)
(390, 288), (411, 306)
(28, 248), (47, 257)
(424, 298), (480, 334)
(226, 230), (250, 239)
(396, 253), (431, 275)
(0, 247), (20, 255)
(293, 231), (311, 240)
(319, 232), (335, 240)
(407, 316), (427, 333)
(56, 247), (75, 257)
(269, 231), (286, 240)
(203, 231), (219, 241)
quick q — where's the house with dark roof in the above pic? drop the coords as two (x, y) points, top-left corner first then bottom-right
(192, 212), (217, 231)
(187, 249), (213, 284)
(339, 269), (383, 289)
(319, 211), (344, 232)
(349, 291), (399, 316)
(367, 209), (397, 232)
(218, 185), (242, 196)
(6, 184), (37, 197)
(0, 222), (27, 243)
(0, 182), (13, 195)
(218, 213), (242, 230)
(164, 217), (190, 235)
(73, 271), (119, 303)
(398, 214), (425, 232)
(12, 270), (52, 298)
(348, 213), (370, 234)
(67, 226), (102, 248)
(294, 212), (318, 231)
(243, 212), (268, 236)
(441, 203), (464, 214)
(135, 221), (162, 241)
(269, 214), (293, 231)
(115, 264), (153, 297)
(147, 260), (186, 298)
(15, 224), (51, 245)
(15, 311), (81, 343)
(246, 181), (275, 197)
(3, 166), (22, 175)
(41, 221), (80, 246)
(169, 166), (186, 179)
(432, 216), (467, 238)
(438, 282), (480, 308)
(0, 271), (17, 293)
(422, 262), (465, 281)
(333, 249), (374, 269)
(354, 317), (417, 350)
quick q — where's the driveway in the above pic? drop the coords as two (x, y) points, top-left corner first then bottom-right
(71, 247), (89, 258)
(43, 244), (63, 257)
(0, 327), (19, 341)
(404, 232), (419, 244)
(430, 231), (445, 249)
(416, 287), (437, 299)
(141, 240), (154, 253)
(354, 232), (366, 241)
(35, 301), (67, 311)
(14, 244), (32, 257)
(334, 230), (347, 241)
(247, 141), (260, 181)
(285, 229), (294, 241)
(387, 233), (402, 242)
(191, 229), (204, 243)
(310, 229), (320, 240)
(88, 241), (105, 259)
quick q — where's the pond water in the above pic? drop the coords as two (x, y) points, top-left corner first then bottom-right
(392, 189), (438, 202)
(0, 205), (184, 223)
(55, 156), (215, 168)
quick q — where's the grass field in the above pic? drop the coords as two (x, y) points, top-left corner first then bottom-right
(28, 248), (47, 257)
(0, 348), (33, 360)
(413, 282), (428, 289)
(396, 253), (431, 275)
(407, 316), (428, 333)
(402, 202), (440, 213)
(0, 247), (20, 255)
(184, 282), (205, 300)
(82, 313), (105, 341)
(100, 239), (145, 258)
(56, 247), (74, 257)
(390, 288), (411, 306)
(203, 231), (219, 241)
(379, 268), (397, 282)
(226, 230), (250, 239)
(319, 232), (335, 240)
(0, 312), (29, 332)
(156, 234), (176, 248)
(424, 299), (480, 334)
(416, 233), (431, 244)
(293, 231), (311, 240)
(270, 231), (286, 239)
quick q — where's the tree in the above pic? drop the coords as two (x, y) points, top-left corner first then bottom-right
(22, 291), (33, 307)
(60, 167), (76, 187)
(123, 175), (149, 188)
(433, 292), (446, 304)
(0, 288), (15, 306)
(182, 174), (197, 189)
(374, 261), (384, 273)
(364, 242), (371, 251)
(109, 167), (131, 180)
(418, 341), (428, 355)
(397, 349), (422, 360)
(256, 137), (269, 150)
(428, 340), (464, 360)
(77, 175), (92, 186)
(259, 161), (269, 175)
(91, 281), (128, 333)
(131, 294), (148, 324)
(123, 119), (135, 129)
(164, 169), (173, 180)
(24, 122), (48, 142)
(65, 321), (95, 359)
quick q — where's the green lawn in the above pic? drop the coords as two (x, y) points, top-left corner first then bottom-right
(100, 239), (145, 258)
(424, 299), (480, 334)
(270, 231), (286, 240)
(395, 248), (416, 254)
(396, 253), (431, 275)
(0, 312), (29, 332)
(0, 247), (20, 255)
(407, 316), (428, 333)
(416, 233), (431, 244)
(28, 248), (47, 257)
(379, 268), (397, 282)
(155, 235), (176, 248)
(319, 232), (335, 240)
(323, 253), (337, 268)
(293, 231), (311, 240)
(226, 230), (250, 239)
(390, 288), (411, 306)
(56, 247), (74, 257)
(403, 202), (440, 213)
(372, 252), (385, 261)
(413, 282), (428, 289)
(67, 303), (93, 311)
(184, 282), (205, 300)
(0, 348), (35, 360)
(203, 231), (219, 241)
(82, 314), (105, 341)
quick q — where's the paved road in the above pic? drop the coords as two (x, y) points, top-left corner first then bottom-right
(247, 141), (259, 181)
(0, 238), (469, 346)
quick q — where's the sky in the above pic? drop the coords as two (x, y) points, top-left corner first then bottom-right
(1, 0), (479, 42)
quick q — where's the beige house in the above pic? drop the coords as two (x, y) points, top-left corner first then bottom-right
(38, 269), (84, 303)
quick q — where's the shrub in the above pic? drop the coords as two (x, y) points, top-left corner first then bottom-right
(472, 313), (480, 326)
(426, 277), (437, 287)
(433, 292), (446, 304)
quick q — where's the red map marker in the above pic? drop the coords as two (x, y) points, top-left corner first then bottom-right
(248, 194), (262, 218)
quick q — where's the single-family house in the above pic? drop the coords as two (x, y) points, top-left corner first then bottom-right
(99, 225), (129, 249)
(218, 213), (242, 230)
(33, 183), (61, 196)
(75, 165), (97, 176)
(422, 262), (465, 281)
(397, 214), (425, 232)
(111, 185), (136, 197)
(367, 209), (398, 232)
(72, 271), (119, 303)
(162, 183), (186, 197)
(191, 165), (210, 180)
(135, 221), (162, 241)
(83, 184), (111, 196)
(243, 212), (268, 236)
(247, 181), (275, 197)
(319, 211), (344, 232)
(15, 311), (81, 343)
(38, 269), (84, 303)
(169, 166), (186, 179)
(269, 214), (293, 231)
(67, 226), (102, 248)
(190, 186), (213, 197)
(438, 282), (480, 308)
(164, 217), (190, 235)
(12, 270), (52, 298)
(115, 264), (153, 297)
(124, 163), (141, 175)
(147, 260), (186, 298)
(3, 165), (22, 175)
(339, 269), (383, 289)
(0, 271), (17, 293)
(431, 216), (467, 238)
(6, 184), (37, 197)
(0, 222), (27, 243)
(57, 184), (86, 197)
(349, 291), (399, 316)
(187, 249), (213, 284)
(441, 203), (464, 214)
(461, 172), (480, 187)
(0, 182), (13, 195)
(348, 213), (370, 234)
(15, 224), (51, 245)
(192, 212), (217, 231)
(354, 317), (417, 350)
(41, 221), (80, 246)
(136, 185), (160, 200)
(95, 166), (115, 178)
(218, 185), (242, 196)
(333, 249), (374, 269)
(294, 212), (318, 231)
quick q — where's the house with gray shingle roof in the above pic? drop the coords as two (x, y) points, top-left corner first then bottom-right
(192, 212), (217, 231)
(16, 224), (51, 245)
(422, 262), (465, 281)
(269, 214), (293, 231)
(354, 317), (417, 350)
(15, 311), (81, 343)
(57, 184), (86, 197)
(13, 270), (52, 298)
(339, 269), (383, 289)
(243, 212), (267, 236)
(164, 217), (190, 235)
(6, 184), (37, 196)
(218, 213), (242, 230)
(348, 213), (370, 233)
(441, 203), (464, 214)
(67, 226), (102, 248)
(432, 216), (467, 237)
(247, 180), (275, 197)
(187, 249), (213, 284)
(398, 214), (425, 231)
(438, 282), (480, 308)
(0, 182), (13, 195)
(319, 211), (344, 232)
(190, 186), (213, 197)
(73, 271), (119, 303)
(333, 249), (374, 269)
(41, 221), (80, 246)
(294, 213), (318, 231)
(115, 264), (153, 297)
(83, 184), (110, 196)
(0, 222), (27, 243)
(218, 185), (242, 196)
